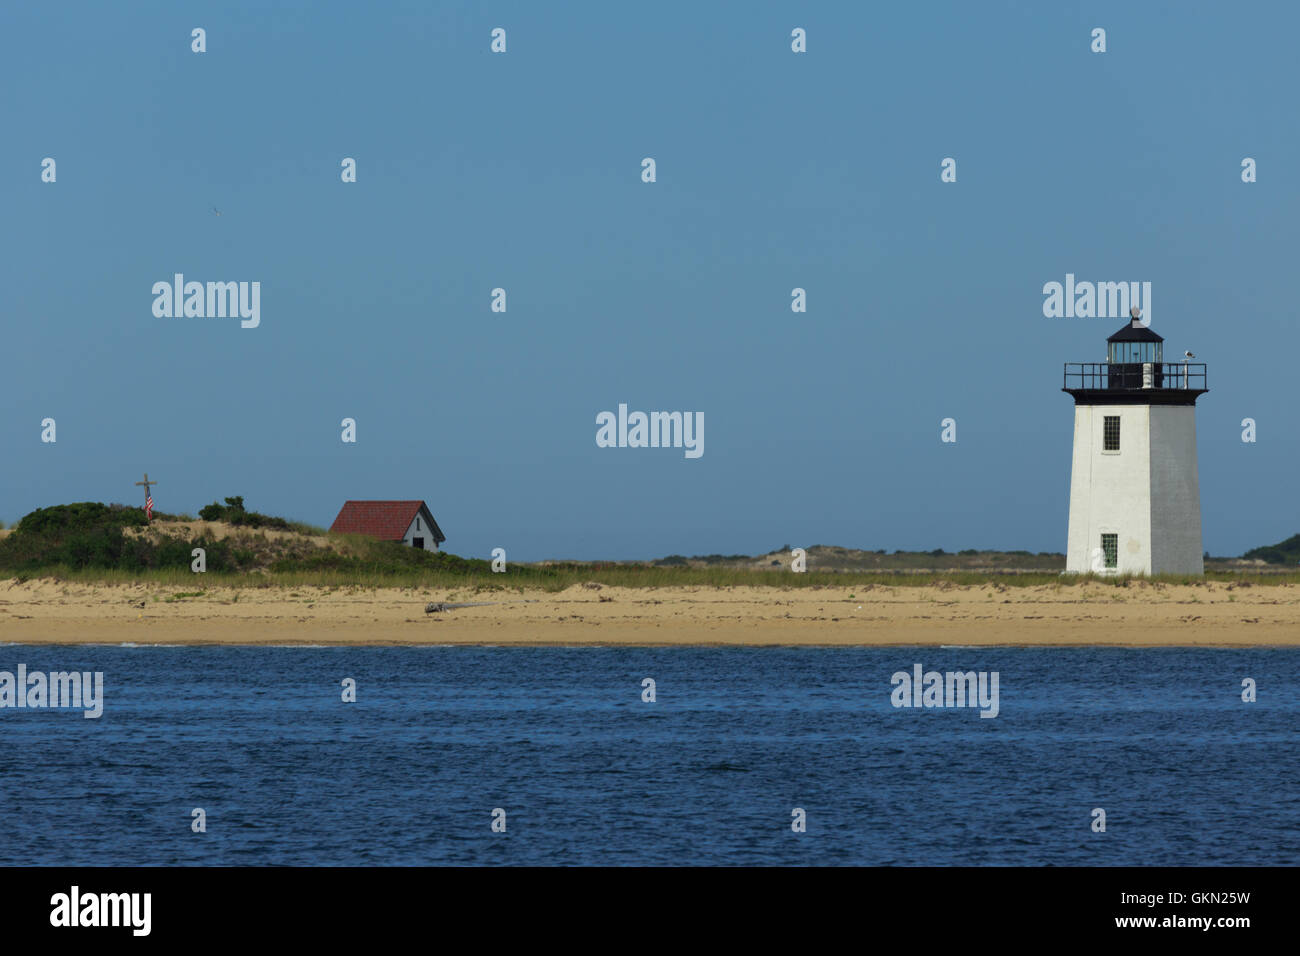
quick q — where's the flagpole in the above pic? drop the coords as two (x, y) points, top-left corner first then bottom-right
(134, 473), (158, 524)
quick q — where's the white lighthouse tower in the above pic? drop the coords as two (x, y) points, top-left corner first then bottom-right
(1063, 309), (1208, 575)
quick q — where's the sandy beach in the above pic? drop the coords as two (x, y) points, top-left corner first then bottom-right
(1, 578), (1297, 646)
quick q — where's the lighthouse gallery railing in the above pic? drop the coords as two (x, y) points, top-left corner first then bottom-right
(1063, 362), (1207, 391)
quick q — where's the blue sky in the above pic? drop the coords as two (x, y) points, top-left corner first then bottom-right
(4, 1), (1296, 560)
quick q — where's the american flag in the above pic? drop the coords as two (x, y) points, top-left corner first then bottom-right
(145, 494), (153, 521)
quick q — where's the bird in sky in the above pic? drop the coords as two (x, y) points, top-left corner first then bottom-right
(1184, 350), (1196, 359)
(211, 205), (222, 217)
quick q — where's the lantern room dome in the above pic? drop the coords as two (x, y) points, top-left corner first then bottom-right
(1107, 317), (1163, 344)
(1107, 315), (1162, 364)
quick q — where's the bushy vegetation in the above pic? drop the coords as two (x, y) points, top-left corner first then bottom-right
(1242, 533), (1300, 566)
(653, 553), (750, 567)
(0, 501), (525, 582)
(197, 496), (291, 530)
(269, 544), (497, 576)
(14, 502), (146, 535)
(0, 502), (238, 572)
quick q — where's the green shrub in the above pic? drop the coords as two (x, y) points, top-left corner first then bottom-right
(0, 503), (240, 572)
(198, 496), (291, 530)
(15, 502), (145, 536)
(1242, 535), (1300, 565)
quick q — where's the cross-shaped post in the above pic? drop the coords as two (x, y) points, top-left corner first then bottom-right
(134, 472), (158, 522)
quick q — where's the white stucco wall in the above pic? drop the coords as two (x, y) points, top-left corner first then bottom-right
(1066, 403), (1204, 575)
(1149, 406), (1204, 574)
(1066, 405), (1153, 574)
(402, 514), (438, 551)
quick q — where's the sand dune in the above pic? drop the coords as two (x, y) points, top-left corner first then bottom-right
(119, 521), (332, 547)
(0, 578), (1297, 645)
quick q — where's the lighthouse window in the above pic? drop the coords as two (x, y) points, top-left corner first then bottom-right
(1103, 416), (1121, 451)
(1101, 534), (1118, 570)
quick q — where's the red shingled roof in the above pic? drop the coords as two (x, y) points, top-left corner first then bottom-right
(329, 500), (445, 544)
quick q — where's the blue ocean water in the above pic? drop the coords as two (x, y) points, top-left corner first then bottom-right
(0, 646), (1295, 866)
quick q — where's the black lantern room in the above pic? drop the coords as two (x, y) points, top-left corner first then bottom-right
(1062, 312), (1207, 405)
(1106, 315), (1164, 388)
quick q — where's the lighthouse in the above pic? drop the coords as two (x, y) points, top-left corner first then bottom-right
(1062, 309), (1208, 575)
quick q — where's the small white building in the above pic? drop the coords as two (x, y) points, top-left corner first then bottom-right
(328, 500), (446, 551)
(1062, 313), (1207, 575)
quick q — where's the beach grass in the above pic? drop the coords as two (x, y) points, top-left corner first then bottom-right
(4, 505), (1296, 592)
(7, 563), (1299, 591)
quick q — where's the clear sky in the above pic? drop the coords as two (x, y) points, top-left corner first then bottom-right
(4, 1), (1296, 561)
